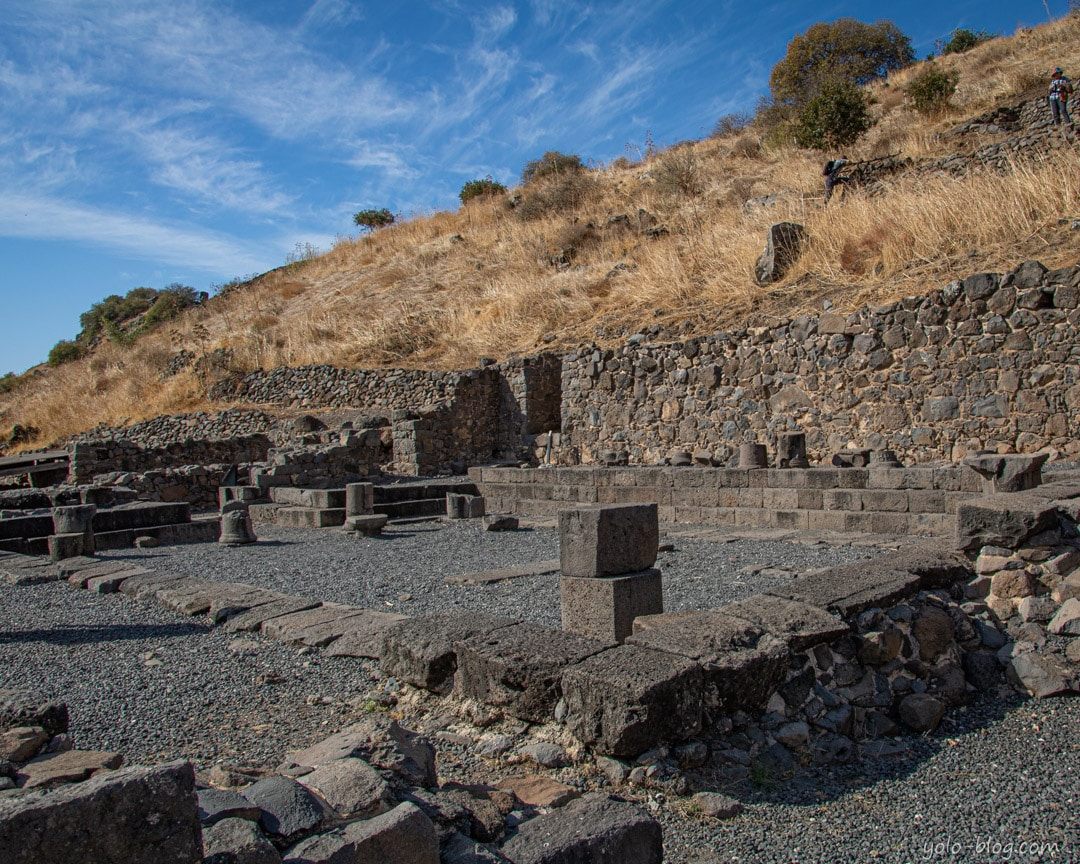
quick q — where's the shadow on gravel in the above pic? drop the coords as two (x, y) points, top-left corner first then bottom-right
(693, 692), (1022, 807)
(0, 622), (210, 645)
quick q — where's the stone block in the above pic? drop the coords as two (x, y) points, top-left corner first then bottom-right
(380, 612), (518, 692)
(955, 493), (1060, 551)
(447, 494), (486, 519)
(345, 482), (375, 516)
(627, 611), (789, 713)
(0, 761), (200, 864)
(907, 490), (948, 514)
(773, 510), (810, 530)
(344, 514), (389, 536)
(717, 487), (762, 508)
(270, 487), (347, 509)
(823, 489), (862, 511)
(762, 487), (799, 510)
(561, 569), (663, 644)
(722, 594), (850, 651)
(732, 507), (772, 528)
(260, 603), (366, 643)
(218, 485), (263, 507)
(284, 801), (438, 864)
(454, 623), (608, 723)
(860, 490), (909, 512)
(299, 757), (393, 818)
(275, 507), (347, 528)
(499, 793), (662, 864)
(222, 597), (322, 633)
(558, 504), (658, 578)
(562, 644), (702, 757)
(47, 533), (86, 561)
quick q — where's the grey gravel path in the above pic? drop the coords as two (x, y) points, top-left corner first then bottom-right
(6, 525), (1075, 862)
(96, 521), (880, 625)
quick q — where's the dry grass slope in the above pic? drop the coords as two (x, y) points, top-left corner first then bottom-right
(5, 14), (1080, 447)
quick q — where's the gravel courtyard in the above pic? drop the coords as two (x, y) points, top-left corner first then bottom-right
(2, 521), (1077, 862)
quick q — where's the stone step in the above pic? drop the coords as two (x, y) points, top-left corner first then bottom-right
(273, 507), (347, 529)
(375, 499), (446, 519)
(269, 487), (346, 509)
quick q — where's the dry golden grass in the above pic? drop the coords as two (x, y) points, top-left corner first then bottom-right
(5, 14), (1080, 448)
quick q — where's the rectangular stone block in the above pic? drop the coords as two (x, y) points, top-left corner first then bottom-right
(345, 482), (375, 516)
(767, 555), (929, 619)
(699, 507), (735, 526)
(717, 487), (762, 508)
(834, 469), (870, 489)
(732, 508), (772, 528)
(453, 623), (608, 723)
(765, 469), (809, 488)
(907, 490), (948, 513)
(773, 510), (809, 530)
(446, 493), (485, 519)
(322, 610), (411, 655)
(762, 487), (799, 509)
(860, 490), (909, 512)
(260, 603), (365, 643)
(713, 469), (749, 488)
(380, 612), (518, 692)
(562, 645), (703, 757)
(807, 510), (848, 531)
(797, 488), (824, 510)
(561, 569), (664, 644)
(868, 513), (914, 534)
(558, 504), (658, 578)
(677, 486), (720, 508)
(823, 489), (862, 511)
(626, 611), (789, 713)
(721, 594), (849, 651)
(276, 507), (346, 528)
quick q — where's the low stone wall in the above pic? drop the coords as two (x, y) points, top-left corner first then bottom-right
(557, 259), (1080, 467)
(472, 464), (984, 536)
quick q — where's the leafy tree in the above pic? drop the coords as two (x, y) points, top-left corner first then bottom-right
(770, 19), (914, 108)
(459, 176), (508, 205)
(906, 64), (959, 116)
(48, 339), (86, 367)
(794, 80), (872, 150)
(353, 208), (395, 233)
(938, 28), (995, 56)
(521, 151), (584, 184)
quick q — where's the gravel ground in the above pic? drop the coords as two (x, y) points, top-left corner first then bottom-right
(4, 524), (1078, 862)
(94, 521), (880, 625)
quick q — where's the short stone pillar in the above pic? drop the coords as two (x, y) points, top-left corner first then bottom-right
(219, 501), (257, 546)
(963, 452), (1048, 495)
(559, 504), (663, 644)
(776, 432), (809, 469)
(447, 493), (485, 520)
(345, 482), (374, 517)
(871, 449), (903, 469)
(52, 505), (96, 556)
(48, 533), (86, 561)
(738, 443), (768, 469)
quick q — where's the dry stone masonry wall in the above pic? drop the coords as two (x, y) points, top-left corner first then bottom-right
(558, 259), (1080, 468)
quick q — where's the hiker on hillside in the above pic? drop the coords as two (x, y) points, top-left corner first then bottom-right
(1049, 67), (1073, 126)
(822, 156), (849, 205)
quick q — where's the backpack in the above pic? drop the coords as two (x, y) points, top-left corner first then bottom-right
(823, 160), (835, 176)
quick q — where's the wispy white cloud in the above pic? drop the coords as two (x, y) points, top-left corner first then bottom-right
(0, 190), (270, 274)
(298, 0), (364, 34)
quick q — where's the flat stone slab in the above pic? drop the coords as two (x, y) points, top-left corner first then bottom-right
(17, 749), (124, 788)
(380, 612), (519, 691)
(956, 493), (1060, 552)
(495, 775), (580, 809)
(720, 594), (849, 651)
(283, 801), (438, 864)
(0, 761), (201, 864)
(321, 611), (411, 656)
(445, 559), (561, 586)
(260, 603), (365, 643)
(196, 787), (263, 826)
(0, 554), (59, 586)
(118, 570), (194, 600)
(627, 611), (789, 713)
(767, 559), (923, 619)
(207, 588), (288, 624)
(454, 623), (609, 723)
(64, 561), (148, 589)
(499, 793), (662, 864)
(222, 597), (322, 633)
(156, 580), (264, 616)
(562, 644), (703, 757)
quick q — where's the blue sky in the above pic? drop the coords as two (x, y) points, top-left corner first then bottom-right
(0, 0), (1064, 374)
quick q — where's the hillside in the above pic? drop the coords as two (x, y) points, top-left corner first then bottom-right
(4, 14), (1080, 450)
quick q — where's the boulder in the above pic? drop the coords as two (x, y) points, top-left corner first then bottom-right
(0, 761), (201, 864)
(202, 817), (281, 864)
(500, 794), (662, 864)
(754, 222), (806, 286)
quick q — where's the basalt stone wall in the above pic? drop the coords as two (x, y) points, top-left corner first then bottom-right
(558, 260), (1080, 468)
(473, 465), (983, 537)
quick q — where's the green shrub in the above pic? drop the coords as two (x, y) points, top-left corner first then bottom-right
(142, 284), (198, 328)
(459, 177), (508, 205)
(353, 208), (395, 232)
(48, 339), (86, 367)
(794, 80), (872, 150)
(521, 151), (584, 184)
(938, 28), (995, 56)
(906, 64), (959, 116)
(770, 18), (914, 108)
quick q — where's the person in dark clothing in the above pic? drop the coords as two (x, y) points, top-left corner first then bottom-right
(823, 156), (849, 205)
(1049, 67), (1073, 126)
